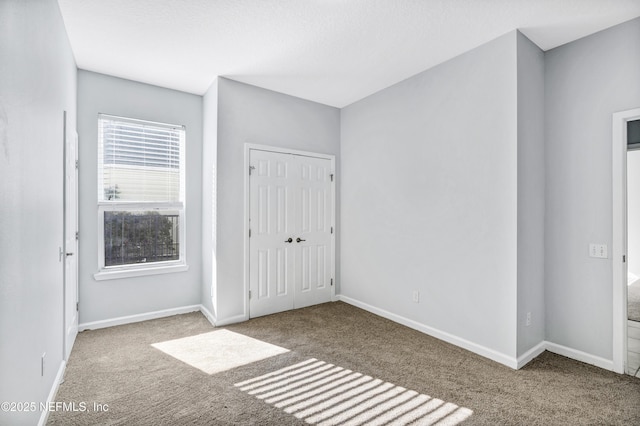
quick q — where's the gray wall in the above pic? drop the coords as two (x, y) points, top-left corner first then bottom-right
(215, 78), (340, 322)
(516, 32), (545, 356)
(340, 32), (519, 359)
(545, 17), (640, 359)
(77, 71), (203, 324)
(0, 0), (77, 424)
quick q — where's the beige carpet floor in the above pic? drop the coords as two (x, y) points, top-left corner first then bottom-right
(49, 302), (640, 425)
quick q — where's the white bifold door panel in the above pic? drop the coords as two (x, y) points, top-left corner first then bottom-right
(249, 149), (333, 318)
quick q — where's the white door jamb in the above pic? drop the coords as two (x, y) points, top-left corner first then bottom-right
(612, 107), (640, 374)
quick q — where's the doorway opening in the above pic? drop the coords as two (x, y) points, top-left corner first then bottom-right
(626, 119), (640, 377)
(612, 108), (640, 376)
(244, 144), (336, 319)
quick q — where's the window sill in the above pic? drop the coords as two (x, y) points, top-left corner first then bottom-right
(94, 263), (189, 281)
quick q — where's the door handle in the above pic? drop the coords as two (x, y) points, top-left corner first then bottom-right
(296, 237), (306, 243)
(66, 252), (74, 256)
(284, 238), (293, 243)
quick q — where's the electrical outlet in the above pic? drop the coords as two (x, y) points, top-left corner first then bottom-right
(412, 290), (420, 303)
(41, 352), (46, 376)
(589, 243), (608, 259)
(526, 312), (531, 327)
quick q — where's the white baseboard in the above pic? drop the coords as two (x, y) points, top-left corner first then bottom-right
(79, 305), (201, 331)
(76, 304), (250, 332)
(336, 295), (519, 369)
(74, 299), (616, 374)
(544, 341), (614, 371)
(37, 360), (66, 426)
(335, 295), (619, 372)
(199, 304), (217, 327)
(198, 305), (248, 327)
(517, 341), (546, 369)
(213, 313), (249, 327)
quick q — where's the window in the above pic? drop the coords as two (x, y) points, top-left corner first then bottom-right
(629, 119), (640, 147)
(95, 114), (187, 280)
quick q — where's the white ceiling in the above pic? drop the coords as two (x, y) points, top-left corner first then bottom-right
(57, 0), (640, 108)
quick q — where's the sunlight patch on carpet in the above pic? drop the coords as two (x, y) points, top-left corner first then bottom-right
(151, 330), (289, 375)
(235, 358), (473, 425)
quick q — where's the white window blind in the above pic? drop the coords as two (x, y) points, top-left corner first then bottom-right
(98, 115), (185, 202)
(96, 114), (187, 278)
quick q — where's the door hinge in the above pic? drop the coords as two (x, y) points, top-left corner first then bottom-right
(330, 174), (334, 182)
(623, 255), (626, 262)
(249, 290), (252, 299)
(331, 226), (333, 234)
(330, 278), (333, 287)
(249, 165), (255, 175)
(249, 229), (252, 238)
(75, 160), (79, 169)
(75, 231), (79, 240)
(76, 302), (79, 311)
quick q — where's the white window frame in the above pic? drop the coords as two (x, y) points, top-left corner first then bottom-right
(94, 114), (188, 281)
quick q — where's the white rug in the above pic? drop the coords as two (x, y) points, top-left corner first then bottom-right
(151, 329), (289, 375)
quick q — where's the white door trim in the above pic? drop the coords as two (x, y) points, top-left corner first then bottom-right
(612, 107), (640, 374)
(244, 143), (336, 319)
(62, 111), (79, 361)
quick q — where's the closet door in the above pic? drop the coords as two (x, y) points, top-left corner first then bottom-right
(249, 149), (333, 318)
(292, 155), (332, 309)
(249, 150), (296, 318)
